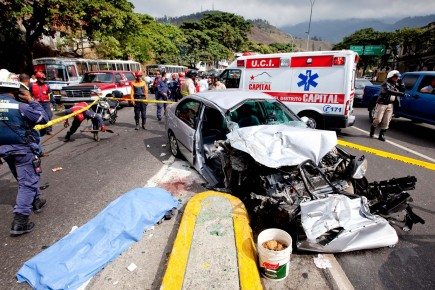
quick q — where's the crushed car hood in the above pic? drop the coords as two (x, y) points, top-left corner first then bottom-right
(226, 125), (337, 168)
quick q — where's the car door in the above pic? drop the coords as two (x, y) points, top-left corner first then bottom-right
(398, 74), (419, 116)
(408, 75), (435, 122)
(174, 99), (202, 165)
(121, 72), (135, 97)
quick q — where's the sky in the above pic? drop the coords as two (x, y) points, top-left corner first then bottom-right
(129, 0), (435, 28)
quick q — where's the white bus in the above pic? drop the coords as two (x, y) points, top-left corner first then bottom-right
(32, 57), (141, 101)
(146, 64), (187, 77)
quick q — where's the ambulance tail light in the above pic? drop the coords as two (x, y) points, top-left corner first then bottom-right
(355, 55), (360, 63)
(333, 57), (346, 65)
(344, 100), (350, 115)
(237, 60), (245, 67)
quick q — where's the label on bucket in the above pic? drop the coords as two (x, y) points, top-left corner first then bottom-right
(260, 261), (288, 280)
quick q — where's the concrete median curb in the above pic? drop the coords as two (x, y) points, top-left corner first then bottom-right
(322, 254), (354, 290)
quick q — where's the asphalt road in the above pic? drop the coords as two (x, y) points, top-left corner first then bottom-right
(0, 101), (434, 290)
(336, 106), (435, 290)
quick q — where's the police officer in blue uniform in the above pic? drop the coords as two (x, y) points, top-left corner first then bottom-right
(0, 69), (49, 236)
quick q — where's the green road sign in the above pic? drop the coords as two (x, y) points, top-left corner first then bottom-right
(350, 45), (364, 55)
(364, 45), (385, 56)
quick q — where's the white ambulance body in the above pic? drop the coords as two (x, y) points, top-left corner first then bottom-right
(219, 50), (359, 129)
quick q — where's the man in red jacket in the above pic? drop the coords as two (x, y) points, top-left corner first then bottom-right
(30, 72), (55, 135)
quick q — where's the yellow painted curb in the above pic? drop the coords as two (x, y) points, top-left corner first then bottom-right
(338, 140), (435, 171)
(161, 191), (262, 290)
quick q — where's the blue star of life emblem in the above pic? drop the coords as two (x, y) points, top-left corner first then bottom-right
(297, 70), (319, 91)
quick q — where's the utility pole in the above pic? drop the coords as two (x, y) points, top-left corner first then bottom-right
(306, 0), (316, 51)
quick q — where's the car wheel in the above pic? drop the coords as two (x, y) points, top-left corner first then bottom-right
(299, 113), (323, 129)
(369, 106), (376, 122)
(168, 131), (181, 158)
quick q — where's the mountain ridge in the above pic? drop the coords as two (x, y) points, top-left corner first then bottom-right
(280, 14), (435, 43)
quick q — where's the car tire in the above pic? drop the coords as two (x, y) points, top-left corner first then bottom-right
(299, 112), (323, 129)
(168, 131), (181, 158)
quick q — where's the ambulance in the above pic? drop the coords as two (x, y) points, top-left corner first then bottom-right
(219, 50), (359, 129)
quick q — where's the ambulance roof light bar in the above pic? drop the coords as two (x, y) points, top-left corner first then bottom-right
(333, 57), (345, 65)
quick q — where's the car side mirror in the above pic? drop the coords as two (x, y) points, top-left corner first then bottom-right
(300, 116), (309, 123)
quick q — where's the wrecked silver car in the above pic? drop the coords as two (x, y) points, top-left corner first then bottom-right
(166, 91), (425, 252)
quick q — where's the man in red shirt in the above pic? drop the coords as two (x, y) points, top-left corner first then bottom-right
(30, 72), (54, 135)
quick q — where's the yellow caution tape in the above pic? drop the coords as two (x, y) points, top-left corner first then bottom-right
(34, 98), (99, 130)
(338, 140), (435, 171)
(34, 97), (176, 131)
(106, 97), (176, 104)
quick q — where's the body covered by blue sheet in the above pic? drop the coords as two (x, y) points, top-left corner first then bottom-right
(17, 187), (179, 290)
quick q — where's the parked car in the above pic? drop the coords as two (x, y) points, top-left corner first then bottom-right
(60, 70), (135, 107)
(165, 90), (424, 252)
(354, 78), (373, 106)
(362, 71), (435, 125)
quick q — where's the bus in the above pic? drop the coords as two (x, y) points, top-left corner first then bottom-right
(146, 64), (188, 77)
(32, 57), (142, 102)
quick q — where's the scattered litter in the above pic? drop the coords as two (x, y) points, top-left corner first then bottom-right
(146, 145), (150, 148)
(52, 167), (62, 172)
(161, 144), (166, 147)
(313, 254), (332, 269)
(148, 226), (155, 231)
(40, 183), (49, 190)
(148, 234), (153, 239)
(70, 226), (78, 233)
(113, 281), (119, 285)
(160, 153), (166, 157)
(127, 263), (137, 272)
(41, 246), (49, 249)
(4, 244), (7, 246)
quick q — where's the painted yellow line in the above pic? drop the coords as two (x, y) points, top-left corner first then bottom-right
(161, 191), (262, 290)
(338, 140), (435, 171)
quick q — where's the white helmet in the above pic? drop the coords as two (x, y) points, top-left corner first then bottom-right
(387, 70), (401, 79)
(0, 69), (20, 89)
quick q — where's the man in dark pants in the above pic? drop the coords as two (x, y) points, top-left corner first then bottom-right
(30, 72), (55, 135)
(156, 71), (169, 121)
(63, 102), (106, 141)
(0, 69), (49, 236)
(130, 71), (148, 130)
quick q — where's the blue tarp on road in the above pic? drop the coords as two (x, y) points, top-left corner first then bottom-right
(16, 187), (179, 290)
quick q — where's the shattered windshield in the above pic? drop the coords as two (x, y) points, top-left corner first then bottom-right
(81, 73), (113, 83)
(227, 99), (307, 129)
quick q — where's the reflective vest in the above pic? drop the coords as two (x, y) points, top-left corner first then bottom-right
(131, 80), (147, 99)
(0, 94), (37, 145)
(30, 82), (50, 102)
(181, 78), (194, 97)
(71, 102), (88, 121)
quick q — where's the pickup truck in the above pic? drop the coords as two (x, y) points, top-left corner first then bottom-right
(60, 70), (135, 107)
(362, 71), (435, 126)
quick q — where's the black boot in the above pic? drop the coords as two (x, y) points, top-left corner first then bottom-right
(378, 129), (387, 141)
(63, 132), (71, 142)
(141, 119), (146, 130)
(10, 214), (34, 236)
(370, 126), (375, 138)
(32, 198), (46, 213)
(135, 120), (139, 130)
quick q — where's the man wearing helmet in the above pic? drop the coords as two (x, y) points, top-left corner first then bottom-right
(131, 71), (148, 130)
(181, 69), (197, 97)
(209, 73), (226, 90)
(30, 72), (54, 135)
(63, 102), (105, 142)
(370, 70), (407, 141)
(168, 74), (180, 101)
(0, 69), (49, 236)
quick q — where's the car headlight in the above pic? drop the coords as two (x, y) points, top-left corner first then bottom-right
(351, 156), (368, 179)
(90, 88), (102, 97)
